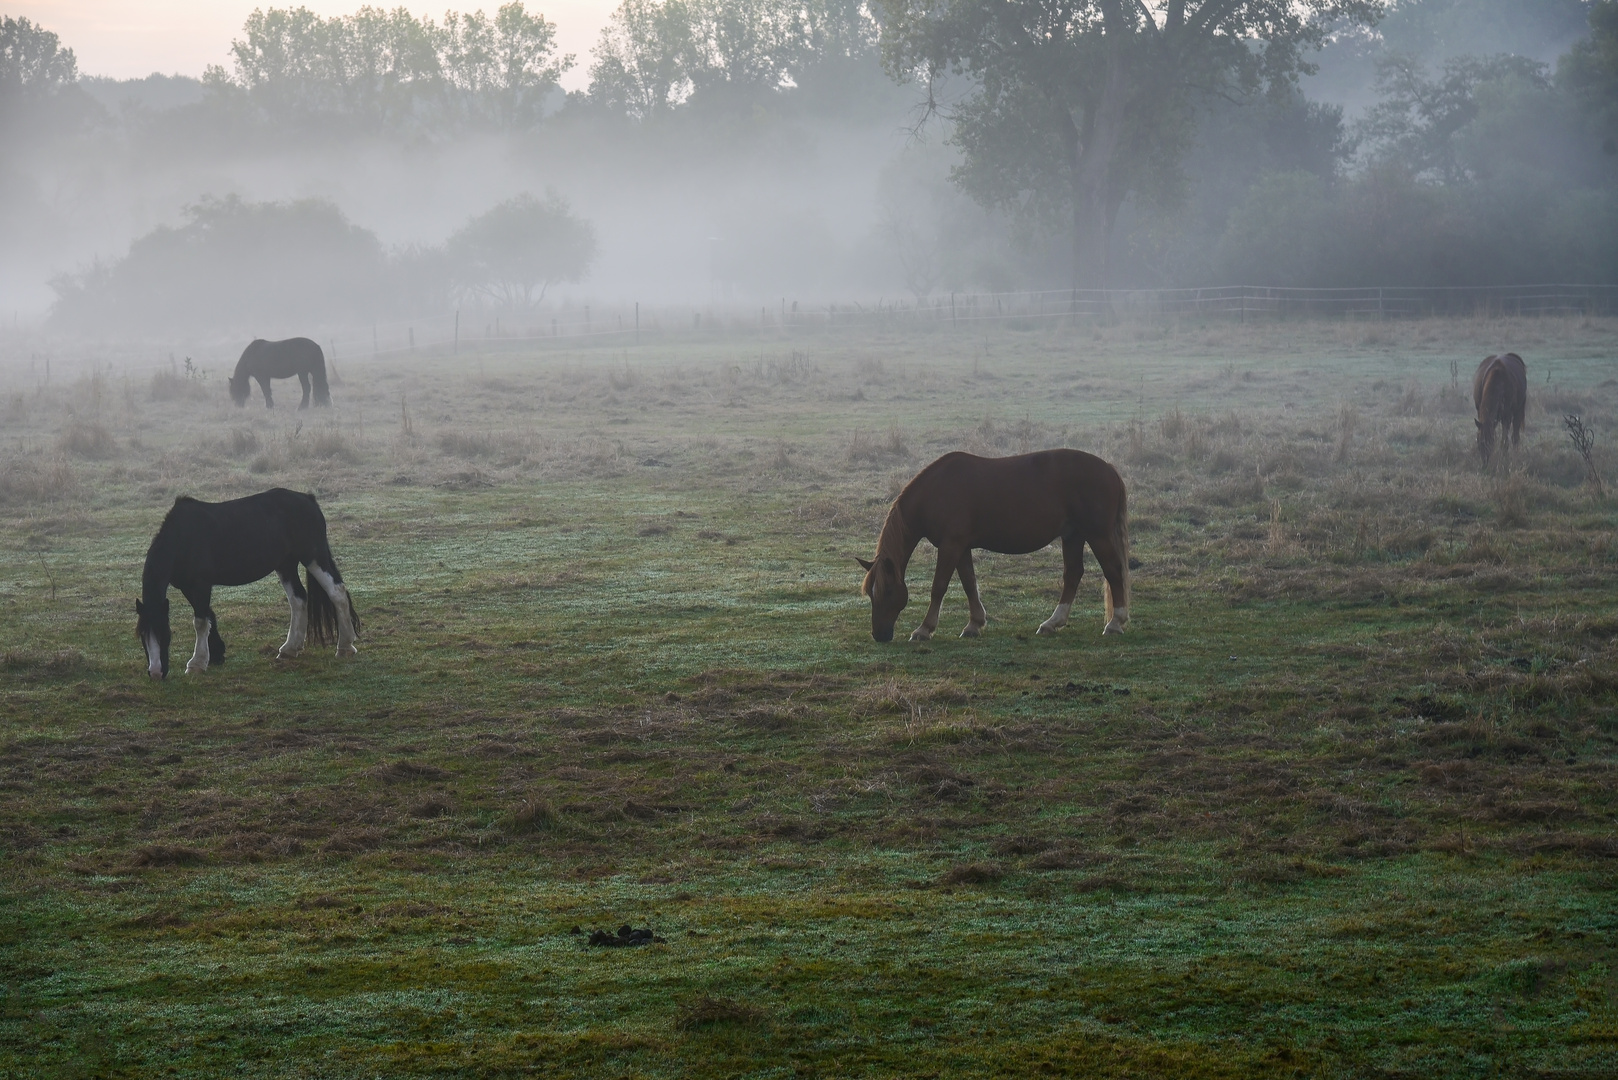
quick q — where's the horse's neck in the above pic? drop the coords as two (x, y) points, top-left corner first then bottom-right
(877, 500), (920, 571)
(141, 534), (176, 599)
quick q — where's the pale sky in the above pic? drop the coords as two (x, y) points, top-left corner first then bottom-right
(12, 1), (614, 90)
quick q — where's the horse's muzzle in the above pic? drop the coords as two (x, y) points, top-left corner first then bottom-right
(872, 627), (894, 643)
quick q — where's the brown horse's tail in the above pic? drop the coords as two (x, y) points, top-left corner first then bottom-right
(1105, 488), (1130, 629)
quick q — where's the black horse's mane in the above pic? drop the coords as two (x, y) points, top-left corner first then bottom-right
(157, 495), (203, 529)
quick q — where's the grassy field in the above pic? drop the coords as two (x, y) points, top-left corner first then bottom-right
(2, 313), (1617, 1078)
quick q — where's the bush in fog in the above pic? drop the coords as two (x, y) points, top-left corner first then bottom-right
(1206, 6), (1618, 290)
(446, 192), (596, 306)
(50, 195), (385, 330)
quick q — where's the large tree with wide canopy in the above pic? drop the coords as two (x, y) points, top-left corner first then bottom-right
(876, 0), (1384, 286)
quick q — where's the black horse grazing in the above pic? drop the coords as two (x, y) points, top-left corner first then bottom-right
(229, 337), (331, 409)
(135, 489), (359, 679)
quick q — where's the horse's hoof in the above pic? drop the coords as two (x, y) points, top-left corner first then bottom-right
(1036, 622), (1062, 635)
(960, 624), (982, 638)
(337, 645), (357, 657)
(277, 647), (302, 660)
(1102, 621), (1123, 636)
(909, 628), (933, 642)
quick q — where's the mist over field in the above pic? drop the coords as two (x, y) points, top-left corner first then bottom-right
(1, 0), (1614, 338)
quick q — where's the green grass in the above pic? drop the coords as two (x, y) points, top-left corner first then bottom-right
(3, 314), (1617, 1077)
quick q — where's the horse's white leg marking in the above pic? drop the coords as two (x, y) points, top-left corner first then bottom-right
(307, 565), (357, 655)
(145, 633), (164, 679)
(1103, 606), (1130, 635)
(185, 616), (211, 674)
(278, 579), (306, 658)
(910, 600), (942, 642)
(1037, 602), (1073, 636)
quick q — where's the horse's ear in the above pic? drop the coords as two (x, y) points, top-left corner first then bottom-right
(1474, 419), (1481, 428)
(855, 557), (873, 572)
(135, 598), (143, 614)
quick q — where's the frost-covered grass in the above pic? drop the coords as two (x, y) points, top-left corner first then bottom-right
(2, 314), (1616, 1077)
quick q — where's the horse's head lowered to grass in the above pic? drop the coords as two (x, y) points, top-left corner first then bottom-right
(135, 595), (170, 679)
(857, 555), (908, 643)
(228, 372), (252, 406)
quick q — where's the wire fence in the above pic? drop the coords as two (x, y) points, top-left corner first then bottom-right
(6, 283), (1614, 374)
(327, 283), (1618, 360)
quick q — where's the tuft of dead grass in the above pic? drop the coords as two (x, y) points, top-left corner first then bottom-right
(846, 424), (908, 465)
(59, 423), (115, 459)
(1, 648), (87, 675)
(0, 456), (76, 506)
(675, 996), (767, 1031)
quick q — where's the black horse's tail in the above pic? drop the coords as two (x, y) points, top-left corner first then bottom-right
(304, 550), (358, 646)
(306, 566), (338, 644)
(311, 349), (331, 407)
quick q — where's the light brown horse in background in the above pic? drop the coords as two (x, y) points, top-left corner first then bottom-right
(1473, 352), (1527, 463)
(857, 449), (1129, 643)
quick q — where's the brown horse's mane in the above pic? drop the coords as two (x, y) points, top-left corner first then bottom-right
(874, 498), (912, 563)
(861, 496), (916, 597)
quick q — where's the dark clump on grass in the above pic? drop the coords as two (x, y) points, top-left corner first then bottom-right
(120, 909), (190, 928)
(1029, 846), (1104, 871)
(128, 845), (208, 868)
(588, 924), (665, 947)
(370, 761), (451, 783)
(675, 995), (766, 1031)
(409, 797), (452, 818)
(939, 861), (1004, 886)
(1072, 872), (1144, 894)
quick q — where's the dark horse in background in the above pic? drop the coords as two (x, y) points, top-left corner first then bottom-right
(229, 337), (331, 409)
(1473, 352), (1527, 463)
(858, 449), (1130, 643)
(136, 489), (359, 678)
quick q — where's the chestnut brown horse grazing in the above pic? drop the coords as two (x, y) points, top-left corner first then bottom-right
(1473, 352), (1527, 463)
(857, 449), (1129, 643)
